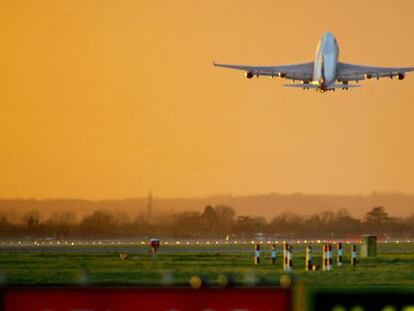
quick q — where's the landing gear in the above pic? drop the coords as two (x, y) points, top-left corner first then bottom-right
(342, 81), (349, 90)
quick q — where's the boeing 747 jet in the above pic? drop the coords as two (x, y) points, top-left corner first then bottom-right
(213, 32), (414, 92)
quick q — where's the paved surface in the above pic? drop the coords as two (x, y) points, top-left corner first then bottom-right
(0, 245), (257, 253)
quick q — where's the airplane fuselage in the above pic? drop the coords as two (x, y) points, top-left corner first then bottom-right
(313, 32), (339, 90)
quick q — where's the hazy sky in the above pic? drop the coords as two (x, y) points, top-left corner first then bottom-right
(1, 0), (414, 199)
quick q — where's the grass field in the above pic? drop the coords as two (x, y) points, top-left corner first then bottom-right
(0, 242), (414, 287)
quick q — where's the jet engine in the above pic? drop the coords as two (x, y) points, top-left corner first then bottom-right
(364, 74), (372, 79)
(398, 73), (405, 80)
(245, 72), (254, 79)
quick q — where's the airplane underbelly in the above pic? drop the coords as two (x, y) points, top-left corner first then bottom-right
(324, 54), (337, 86)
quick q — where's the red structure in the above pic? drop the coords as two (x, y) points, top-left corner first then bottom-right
(2, 287), (291, 311)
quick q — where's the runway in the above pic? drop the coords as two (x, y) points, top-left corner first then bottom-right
(0, 239), (410, 254)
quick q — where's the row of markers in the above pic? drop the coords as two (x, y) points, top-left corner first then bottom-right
(254, 243), (357, 271)
(0, 240), (411, 246)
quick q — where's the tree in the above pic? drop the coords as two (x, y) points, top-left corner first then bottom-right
(79, 209), (114, 237)
(48, 211), (77, 226)
(201, 205), (218, 223)
(173, 211), (202, 237)
(268, 213), (304, 236)
(213, 205), (236, 235)
(214, 205), (236, 224)
(234, 215), (267, 237)
(365, 206), (389, 226)
(332, 209), (361, 237)
(44, 211), (77, 238)
(23, 210), (40, 228)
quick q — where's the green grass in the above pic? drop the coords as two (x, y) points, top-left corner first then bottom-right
(1, 243), (414, 287)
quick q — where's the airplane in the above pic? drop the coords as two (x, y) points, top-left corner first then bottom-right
(213, 32), (414, 92)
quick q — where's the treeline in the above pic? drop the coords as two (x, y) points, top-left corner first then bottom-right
(0, 206), (413, 239)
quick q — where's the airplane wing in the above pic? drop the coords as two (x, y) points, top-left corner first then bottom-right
(213, 62), (314, 82)
(337, 62), (414, 82)
(284, 83), (361, 89)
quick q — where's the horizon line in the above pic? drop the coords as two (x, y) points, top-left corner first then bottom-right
(0, 190), (412, 201)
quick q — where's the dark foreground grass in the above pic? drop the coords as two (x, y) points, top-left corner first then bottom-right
(1, 243), (414, 287)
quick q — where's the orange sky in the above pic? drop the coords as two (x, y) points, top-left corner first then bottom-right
(1, 0), (414, 199)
